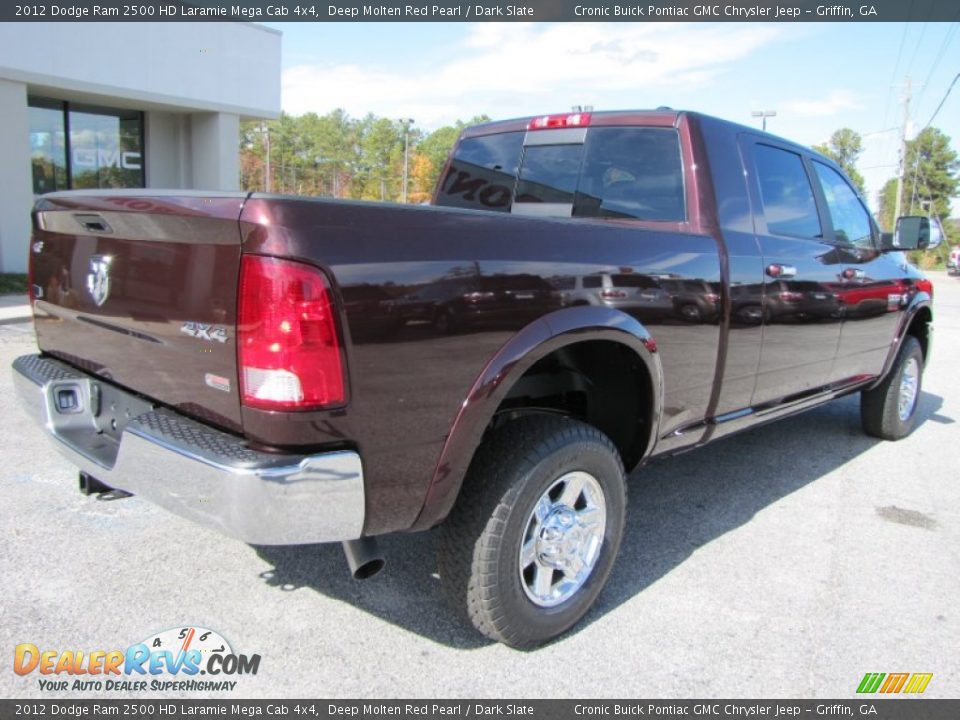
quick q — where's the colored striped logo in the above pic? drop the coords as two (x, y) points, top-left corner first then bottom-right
(857, 672), (933, 694)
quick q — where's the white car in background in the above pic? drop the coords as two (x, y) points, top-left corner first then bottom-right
(949, 245), (960, 275)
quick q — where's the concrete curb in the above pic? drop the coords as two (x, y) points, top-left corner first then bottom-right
(0, 294), (31, 325)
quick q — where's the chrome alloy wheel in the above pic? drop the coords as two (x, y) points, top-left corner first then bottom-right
(898, 356), (920, 422)
(519, 471), (607, 608)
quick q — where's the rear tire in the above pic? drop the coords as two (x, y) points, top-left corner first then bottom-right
(861, 335), (923, 440)
(678, 303), (702, 322)
(438, 415), (626, 649)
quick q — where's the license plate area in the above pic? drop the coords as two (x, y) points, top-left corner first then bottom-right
(45, 378), (155, 449)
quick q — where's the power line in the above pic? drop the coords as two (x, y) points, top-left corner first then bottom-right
(924, 72), (960, 130)
(919, 20), (960, 105)
(881, 18), (913, 132)
(905, 21), (929, 80)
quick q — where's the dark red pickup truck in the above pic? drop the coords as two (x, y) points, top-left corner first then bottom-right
(14, 110), (941, 648)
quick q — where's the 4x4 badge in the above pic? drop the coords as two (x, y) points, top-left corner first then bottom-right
(86, 255), (113, 307)
(181, 321), (229, 343)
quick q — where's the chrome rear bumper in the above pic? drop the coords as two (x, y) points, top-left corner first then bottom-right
(12, 354), (365, 545)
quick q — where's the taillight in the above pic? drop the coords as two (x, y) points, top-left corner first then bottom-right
(238, 255), (345, 410)
(704, 293), (720, 304)
(528, 112), (592, 130)
(27, 248), (35, 304)
(600, 289), (628, 300)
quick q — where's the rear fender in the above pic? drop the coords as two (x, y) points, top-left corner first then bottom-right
(410, 306), (663, 531)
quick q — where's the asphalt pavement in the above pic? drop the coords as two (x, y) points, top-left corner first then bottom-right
(1, 273), (958, 699)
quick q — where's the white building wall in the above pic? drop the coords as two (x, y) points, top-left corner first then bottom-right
(190, 112), (240, 191)
(0, 79), (34, 274)
(0, 23), (280, 274)
(144, 111), (186, 188)
(0, 23), (280, 117)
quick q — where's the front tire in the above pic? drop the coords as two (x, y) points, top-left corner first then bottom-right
(861, 335), (924, 440)
(438, 415), (626, 649)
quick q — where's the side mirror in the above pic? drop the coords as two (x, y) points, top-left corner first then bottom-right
(888, 215), (944, 251)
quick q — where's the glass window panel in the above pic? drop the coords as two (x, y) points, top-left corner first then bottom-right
(438, 132), (523, 212)
(68, 105), (144, 189)
(812, 162), (874, 248)
(515, 144), (583, 205)
(28, 100), (67, 194)
(754, 145), (822, 239)
(574, 127), (685, 221)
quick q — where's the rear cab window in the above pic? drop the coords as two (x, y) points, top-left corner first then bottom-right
(437, 123), (686, 223)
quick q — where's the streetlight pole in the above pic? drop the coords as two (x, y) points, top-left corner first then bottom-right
(751, 110), (777, 132)
(400, 118), (414, 203)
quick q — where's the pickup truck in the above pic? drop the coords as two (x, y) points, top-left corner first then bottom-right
(14, 110), (941, 648)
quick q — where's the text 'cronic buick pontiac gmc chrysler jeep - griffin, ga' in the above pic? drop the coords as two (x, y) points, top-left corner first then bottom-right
(14, 110), (941, 647)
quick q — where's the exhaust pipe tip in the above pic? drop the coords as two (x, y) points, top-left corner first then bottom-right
(342, 537), (385, 580)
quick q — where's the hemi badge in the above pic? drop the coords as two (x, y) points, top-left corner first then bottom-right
(204, 373), (231, 393)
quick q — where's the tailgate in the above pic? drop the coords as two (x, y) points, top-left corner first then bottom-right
(30, 192), (247, 432)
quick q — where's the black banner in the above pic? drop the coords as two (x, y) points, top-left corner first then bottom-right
(2, 0), (958, 22)
(1, 701), (959, 720)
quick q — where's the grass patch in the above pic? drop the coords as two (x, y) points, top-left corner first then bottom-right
(0, 273), (28, 295)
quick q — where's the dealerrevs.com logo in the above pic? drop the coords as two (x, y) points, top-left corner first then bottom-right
(13, 626), (260, 693)
(856, 672), (933, 694)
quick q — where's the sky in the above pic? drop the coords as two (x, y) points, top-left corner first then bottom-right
(262, 21), (960, 214)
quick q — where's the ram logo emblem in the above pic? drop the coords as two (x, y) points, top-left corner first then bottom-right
(86, 255), (113, 307)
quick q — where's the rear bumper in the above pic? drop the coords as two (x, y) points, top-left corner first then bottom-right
(12, 354), (365, 545)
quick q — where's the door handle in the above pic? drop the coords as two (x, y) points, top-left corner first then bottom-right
(765, 264), (797, 279)
(74, 214), (112, 234)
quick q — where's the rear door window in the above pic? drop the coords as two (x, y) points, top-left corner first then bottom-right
(610, 274), (658, 289)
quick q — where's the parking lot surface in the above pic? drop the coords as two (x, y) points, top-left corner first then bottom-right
(1, 273), (958, 699)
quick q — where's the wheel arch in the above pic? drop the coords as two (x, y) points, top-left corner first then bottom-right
(410, 306), (663, 531)
(868, 297), (933, 391)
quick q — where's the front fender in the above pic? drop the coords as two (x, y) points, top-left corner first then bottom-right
(409, 306), (663, 531)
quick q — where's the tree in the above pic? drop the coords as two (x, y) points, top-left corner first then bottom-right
(238, 111), (494, 202)
(349, 115), (404, 201)
(813, 128), (866, 193)
(408, 153), (435, 204)
(878, 127), (959, 229)
(902, 127), (959, 221)
(877, 177), (899, 231)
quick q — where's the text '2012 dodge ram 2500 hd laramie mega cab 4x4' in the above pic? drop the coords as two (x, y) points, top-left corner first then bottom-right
(15, 110), (942, 648)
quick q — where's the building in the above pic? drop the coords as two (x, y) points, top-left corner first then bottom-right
(0, 22), (282, 273)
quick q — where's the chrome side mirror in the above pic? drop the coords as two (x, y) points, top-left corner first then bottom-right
(888, 215), (944, 251)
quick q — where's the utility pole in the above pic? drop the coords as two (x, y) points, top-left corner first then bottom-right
(893, 76), (911, 222)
